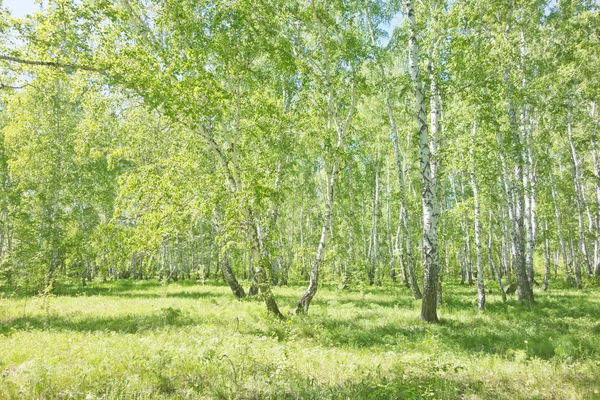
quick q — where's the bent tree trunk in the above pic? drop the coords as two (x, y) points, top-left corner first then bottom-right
(296, 166), (336, 314)
(245, 209), (284, 318)
(296, 0), (354, 314)
(221, 250), (246, 299)
(212, 211), (246, 299)
(202, 126), (283, 318)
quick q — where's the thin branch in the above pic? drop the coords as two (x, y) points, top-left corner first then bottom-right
(120, 0), (162, 51)
(0, 55), (103, 73)
(0, 82), (30, 90)
(342, 80), (356, 135)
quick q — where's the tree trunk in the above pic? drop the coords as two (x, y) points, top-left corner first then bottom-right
(542, 219), (551, 290)
(296, 0), (357, 313)
(407, 0), (440, 322)
(297, 166), (336, 314)
(590, 101), (600, 277)
(201, 124), (282, 317)
(504, 70), (533, 302)
(366, 12), (421, 298)
(549, 165), (570, 278)
(371, 165), (381, 286)
(567, 115), (588, 286)
(487, 209), (507, 302)
(221, 251), (246, 298)
(470, 123), (485, 310)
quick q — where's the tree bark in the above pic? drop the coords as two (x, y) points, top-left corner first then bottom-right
(366, 11), (421, 298)
(470, 123), (486, 310)
(407, 0), (440, 322)
(297, 166), (336, 313)
(542, 219), (551, 290)
(296, 0), (354, 313)
(487, 210), (507, 302)
(200, 126), (282, 318)
(590, 101), (600, 277)
(567, 115), (589, 285)
(504, 70), (533, 302)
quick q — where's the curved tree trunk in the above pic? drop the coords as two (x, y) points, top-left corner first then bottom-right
(296, 166), (336, 314)
(201, 124), (283, 318)
(212, 211), (247, 299)
(221, 251), (246, 299)
(296, 0), (355, 314)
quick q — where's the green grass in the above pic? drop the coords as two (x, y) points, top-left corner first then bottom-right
(0, 279), (599, 399)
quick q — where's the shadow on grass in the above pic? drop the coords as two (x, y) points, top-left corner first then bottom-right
(0, 311), (204, 336)
(236, 366), (466, 400)
(260, 286), (600, 360)
(0, 279), (234, 298)
(2, 281), (599, 363)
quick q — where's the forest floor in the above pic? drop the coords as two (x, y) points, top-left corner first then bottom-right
(0, 279), (599, 399)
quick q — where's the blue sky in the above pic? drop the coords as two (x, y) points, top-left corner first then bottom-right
(3, 0), (39, 18)
(3, 0), (400, 42)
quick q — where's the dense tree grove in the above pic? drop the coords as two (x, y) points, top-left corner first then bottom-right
(0, 0), (599, 322)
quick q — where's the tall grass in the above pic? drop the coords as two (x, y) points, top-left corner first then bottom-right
(1, 280), (599, 399)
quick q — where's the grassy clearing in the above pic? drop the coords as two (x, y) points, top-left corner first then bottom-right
(0, 280), (599, 399)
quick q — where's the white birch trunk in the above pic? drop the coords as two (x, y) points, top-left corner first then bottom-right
(366, 11), (421, 298)
(470, 122), (485, 310)
(567, 115), (589, 286)
(296, 0), (355, 313)
(406, 0), (440, 322)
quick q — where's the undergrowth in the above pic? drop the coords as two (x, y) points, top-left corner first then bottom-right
(0, 280), (599, 399)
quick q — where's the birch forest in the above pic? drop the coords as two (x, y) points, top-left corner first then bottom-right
(0, 0), (599, 399)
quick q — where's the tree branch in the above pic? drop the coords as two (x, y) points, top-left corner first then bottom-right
(0, 82), (30, 90)
(0, 55), (103, 73)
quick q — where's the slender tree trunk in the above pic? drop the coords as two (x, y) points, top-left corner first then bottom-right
(519, 31), (537, 288)
(297, 166), (337, 313)
(459, 242), (466, 285)
(371, 164), (381, 286)
(567, 115), (589, 286)
(542, 220), (551, 290)
(496, 146), (514, 283)
(568, 236), (578, 286)
(212, 212), (246, 298)
(366, 12), (421, 298)
(386, 165), (396, 281)
(590, 101), (600, 277)
(222, 251), (246, 298)
(549, 166), (570, 278)
(461, 180), (474, 286)
(395, 213), (409, 287)
(200, 124), (282, 317)
(504, 69), (533, 302)
(470, 123), (485, 310)
(487, 210), (507, 302)
(523, 138), (535, 286)
(429, 41), (443, 306)
(297, 0), (355, 313)
(407, 0), (440, 322)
